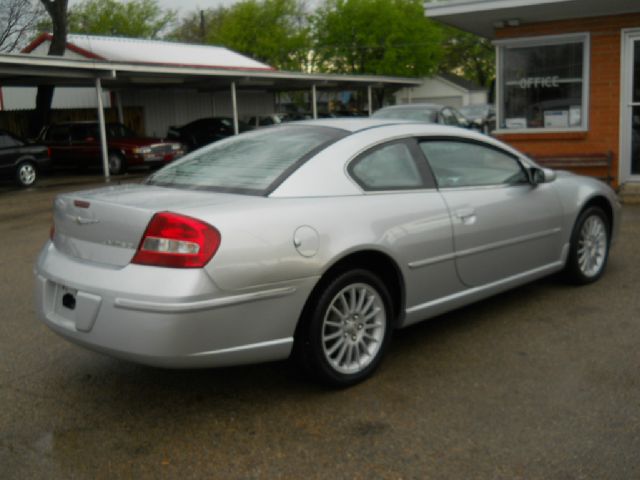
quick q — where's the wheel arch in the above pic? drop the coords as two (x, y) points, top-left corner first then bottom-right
(109, 148), (127, 158)
(13, 154), (37, 169)
(581, 195), (614, 238)
(296, 249), (406, 337)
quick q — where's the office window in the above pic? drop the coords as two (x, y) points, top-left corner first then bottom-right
(497, 34), (589, 131)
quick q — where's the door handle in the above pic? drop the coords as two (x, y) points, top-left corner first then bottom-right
(456, 208), (477, 225)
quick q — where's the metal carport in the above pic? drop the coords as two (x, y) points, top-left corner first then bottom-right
(0, 53), (421, 181)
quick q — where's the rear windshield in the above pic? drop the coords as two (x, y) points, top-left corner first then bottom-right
(146, 125), (346, 195)
(373, 108), (438, 123)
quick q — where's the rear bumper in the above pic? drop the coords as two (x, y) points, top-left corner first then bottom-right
(34, 242), (317, 368)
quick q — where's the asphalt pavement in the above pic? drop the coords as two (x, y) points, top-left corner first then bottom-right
(1, 173), (639, 479)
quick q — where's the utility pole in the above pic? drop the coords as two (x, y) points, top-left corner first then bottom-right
(199, 10), (206, 43)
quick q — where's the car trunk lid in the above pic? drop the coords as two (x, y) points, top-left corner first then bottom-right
(52, 184), (249, 267)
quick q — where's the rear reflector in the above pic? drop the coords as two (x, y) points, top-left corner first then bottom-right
(131, 212), (221, 268)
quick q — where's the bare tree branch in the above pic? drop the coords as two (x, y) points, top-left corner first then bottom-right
(0, 0), (43, 53)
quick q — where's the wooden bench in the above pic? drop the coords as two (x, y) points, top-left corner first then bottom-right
(531, 151), (613, 185)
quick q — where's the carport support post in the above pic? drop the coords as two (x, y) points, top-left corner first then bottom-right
(367, 85), (373, 117)
(115, 91), (124, 124)
(312, 84), (318, 119)
(95, 77), (110, 182)
(231, 81), (239, 135)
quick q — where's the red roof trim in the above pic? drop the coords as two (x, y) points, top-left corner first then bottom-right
(22, 32), (108, 60)
(21, 32), (50, 53)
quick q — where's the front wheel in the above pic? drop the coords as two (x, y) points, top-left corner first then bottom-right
(295, 269), (393, 387)
(15, 161), (37, 187)
(565, 206), (610, 284)
(108, 152), (127, 175)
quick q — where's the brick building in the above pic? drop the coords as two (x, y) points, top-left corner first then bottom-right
(426, 0), (640, 190)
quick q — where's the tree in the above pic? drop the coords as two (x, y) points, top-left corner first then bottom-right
(31, 0), (68, 136)
(168, 8), (228, 45)
(438, 26), (495, 88)
(67, 0), (176, 39)
(311, 0), (442, 77)
(0, 0), (43, 53)
(170, 0), (311, 71)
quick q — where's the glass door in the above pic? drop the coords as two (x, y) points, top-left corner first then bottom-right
(631, 39), (640, 176)
(621, 31), (640, 182)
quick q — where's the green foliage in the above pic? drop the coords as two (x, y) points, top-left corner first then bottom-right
(170, 0), (310, 71)
(67, 0), (176, 39)
(167, 8), (227, 45)
(34, 0), (493, 84)
(311, 0), (442, 77)
(438, 26), (495, 87)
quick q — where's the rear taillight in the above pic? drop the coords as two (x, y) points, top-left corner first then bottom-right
(131, 212), (221, 268)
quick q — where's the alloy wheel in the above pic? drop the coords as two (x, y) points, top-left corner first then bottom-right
(577, 214), (608, 278)
(321, 282), (386, 375)
(18, 163), (36, 186)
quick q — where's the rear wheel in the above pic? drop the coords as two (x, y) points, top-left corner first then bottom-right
(15, 161), (37, 187)
(565, 206), (610, 284)
(108, 152), (127, 175)
(295, 269), (393, 387)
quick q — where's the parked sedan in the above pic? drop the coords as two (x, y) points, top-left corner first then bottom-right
(35, 119), (619, 387)
(0, 129), (50, 187)
(373, 103), (472, 129)
(39, 121), (185, 175)
(459, 104), (496, 134)
(167, 117), (251, 151)
(245, 113), (288, 128)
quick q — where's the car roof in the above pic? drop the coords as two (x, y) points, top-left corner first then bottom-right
(376, 103), (445, 111)
(291, 117), (425, 132)
(271, 121), (526, 197)
(47, 121), (122, 126)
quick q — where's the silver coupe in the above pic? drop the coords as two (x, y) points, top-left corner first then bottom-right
(35, 119), (620, 386)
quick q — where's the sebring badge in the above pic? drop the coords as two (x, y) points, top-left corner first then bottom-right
(103, 239), (136, 249)
(75, 216), (100, 225)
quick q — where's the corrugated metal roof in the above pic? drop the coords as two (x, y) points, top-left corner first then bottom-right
(26, 33), (274, 71)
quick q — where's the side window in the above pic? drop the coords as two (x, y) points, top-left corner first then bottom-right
(420, 140), (529, 188)
(46, 126), (70, 142)
(71, 125), (93, 141)
(350, 141), (424, 190)
(0, 132), (21, 148)
(441, 108), (459, 126)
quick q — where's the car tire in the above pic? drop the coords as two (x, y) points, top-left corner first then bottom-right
(564, 206), (610, 284)
(15, 161), (37, 188)
(108, 152), (127, 175)
(295, 269), (393, 387)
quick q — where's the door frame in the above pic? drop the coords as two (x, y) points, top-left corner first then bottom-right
(619, 28), (640, 184)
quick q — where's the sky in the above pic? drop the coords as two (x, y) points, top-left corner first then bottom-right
(156, 0), (241, 14)
(150, 0), (321, 16)
(69, 0), (243, 17)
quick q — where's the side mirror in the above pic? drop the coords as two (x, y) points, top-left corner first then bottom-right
(529, 167), (556, 185)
